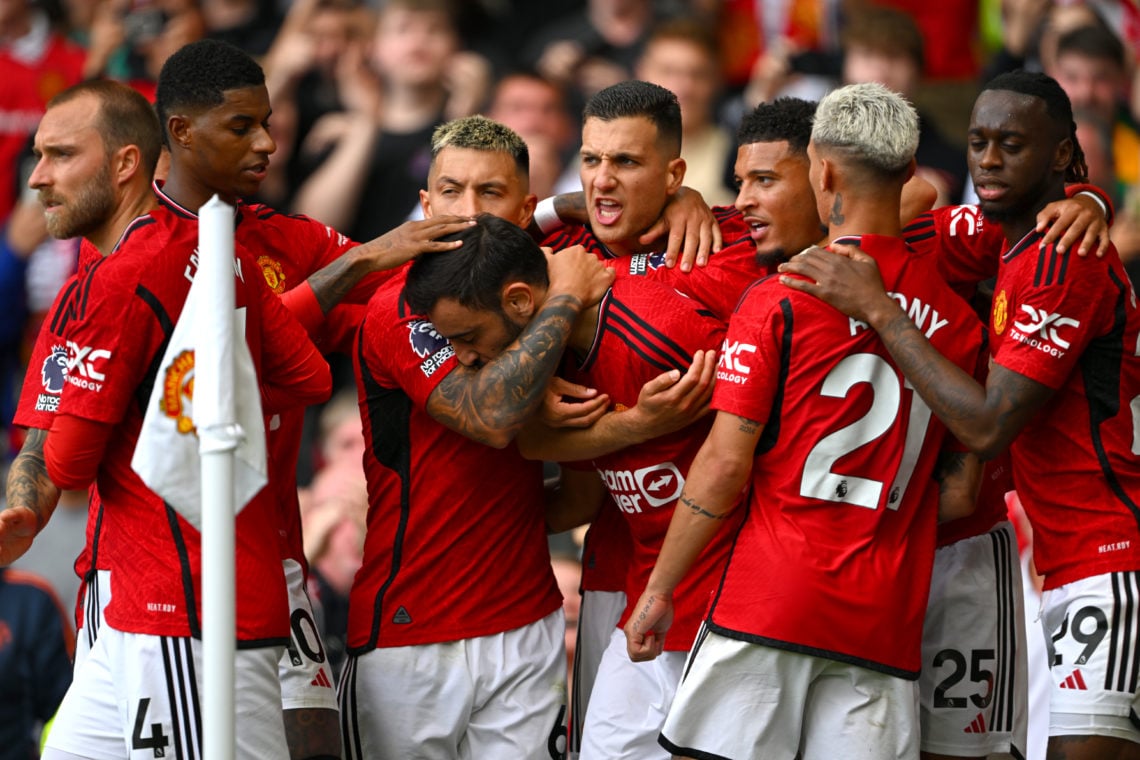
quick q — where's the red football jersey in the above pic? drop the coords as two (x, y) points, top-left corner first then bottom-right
(349, 274), (561, 650)
(542, 206), (767, 323)
(14, 236), (108, 625)
(0, 29), (84, 218)
(989, 231), (1140, 589)
(579, 500), (632, 594)
(53, 204), (329, 643)
(565, 276), (736, 650)
(153, 183), (371, 572)
(709, 234), (984, 678)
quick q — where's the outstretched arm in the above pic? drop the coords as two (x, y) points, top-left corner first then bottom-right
(777, 247), (1053, 458)
(624, 410), (757, 661)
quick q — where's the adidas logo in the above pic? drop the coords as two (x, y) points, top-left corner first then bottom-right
(393, 606), (412, 625)
(963, 713), (987, 734)
(1060, 669), (1088, 690)
(310, 668), (332, 689)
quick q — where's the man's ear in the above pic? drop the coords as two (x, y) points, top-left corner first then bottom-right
(817, 157), (833, 193)
(419, 188), (433, 218)
(517, 193), (538, 229)
(1054, 136), (1075, 175)
(665, 157), (686, 196)
(501, 282), (538, 319)
(166, 114), (192, 150)
(113, 144), (142, 187)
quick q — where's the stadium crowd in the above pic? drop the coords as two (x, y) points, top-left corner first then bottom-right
(2, 0), (1140, 759)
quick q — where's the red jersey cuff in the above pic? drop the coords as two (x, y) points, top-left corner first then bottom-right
(281, 281), (324, 337)
(1065, 183), (1115, 227)
(45, 414), (112, 491)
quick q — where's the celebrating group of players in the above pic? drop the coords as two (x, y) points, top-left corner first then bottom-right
(1, 32), (1138, 760)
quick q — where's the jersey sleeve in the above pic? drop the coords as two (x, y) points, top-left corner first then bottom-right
(13, 279), (77, 429)
(712, 284), (784, 423)
(992, 247), (1116, 389)
(54, 261), (160, 425)
(903, 206), (1002, 289)
(361, 298), (459, 408)
(249, 255), (333, 412)
(312, 302), (366, 355)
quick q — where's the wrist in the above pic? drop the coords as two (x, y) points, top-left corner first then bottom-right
(865, 294), (904, 331)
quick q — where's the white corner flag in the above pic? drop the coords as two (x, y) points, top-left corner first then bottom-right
(131, 196), (267, 529)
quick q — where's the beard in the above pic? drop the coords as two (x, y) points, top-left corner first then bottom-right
(43, 163), (116, 240)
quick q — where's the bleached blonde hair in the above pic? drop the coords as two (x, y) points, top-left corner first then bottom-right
(811, 82), (918, 175)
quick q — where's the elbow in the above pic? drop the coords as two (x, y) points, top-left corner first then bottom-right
(479, 428), (516, 450)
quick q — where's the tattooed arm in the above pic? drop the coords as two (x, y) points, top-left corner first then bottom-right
(426, 293), (585, 448)
(425, 245), (615, 448)
(778, 246), (1053, 459)
(306, 216), (474, 313)
(1, 429), (59, 565)
(624, 410), (759, 661)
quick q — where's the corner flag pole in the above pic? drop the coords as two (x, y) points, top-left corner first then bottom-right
(198, 195), (239, 759)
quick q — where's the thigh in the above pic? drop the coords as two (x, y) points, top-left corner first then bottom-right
(1044, 572), (1140, 745)
(580, 628), (684, 760)
(659, 628), (807, 759)
(465, 610), (568, 760)
(44, 630), (129, 760)
(570, 590), (626, 756)
(801, 661), (920, 760)
(920, 524), (1027, 758)
(339, 643), (472, 760)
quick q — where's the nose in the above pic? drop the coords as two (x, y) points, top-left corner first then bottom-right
(28, 155), (49, 190)
(734, 183), (754, 214)
(455, 346), (480, 367)
(253, 125), (277, 156)
(978, 142), (1001, 170)
(455, 189), (481, 217)
(591, 161), (616, 191)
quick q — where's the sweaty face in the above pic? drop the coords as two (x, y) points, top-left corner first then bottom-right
(428, 297), (525, 368)
(420, 146), (535, 227)
(967, 90), (1067, 224)
(181, 85), (275, 202)
(733, 140), (821, 265)
(29, 94), (117, 240)
(580, 115), (682, 257)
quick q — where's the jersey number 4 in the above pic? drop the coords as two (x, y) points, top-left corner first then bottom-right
(800, 353), (933, 510)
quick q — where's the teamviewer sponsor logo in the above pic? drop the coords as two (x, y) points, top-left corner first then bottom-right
(598, 462), (685, 513)
(1009, 305), (1080, 359)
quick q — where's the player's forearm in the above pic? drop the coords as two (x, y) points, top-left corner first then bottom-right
(5, 429), (60, 532)
(645, 443), (747, 595)
(868, 307), (1010, 459)
(429, 294), (583, 448)
(935, 450), (982, 523)
(517, 409), (649, 461)
(303, 249), (372, 314)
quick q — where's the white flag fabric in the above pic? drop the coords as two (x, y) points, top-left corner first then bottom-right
(131, 262), (267, 530)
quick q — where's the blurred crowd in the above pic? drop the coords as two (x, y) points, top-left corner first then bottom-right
(5, 0), (1140, 732)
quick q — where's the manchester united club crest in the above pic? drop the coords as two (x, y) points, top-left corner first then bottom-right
(257, 256), (286, 294)
(161, 350), (196, 434)
(993, 290), (1008, 335)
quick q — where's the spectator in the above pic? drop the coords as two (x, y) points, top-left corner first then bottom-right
(486, 71), (576, 200)
(841, 4), (968, 206)
(0, 0), (84, 224)
(291, 0), (492, 240)
(635, 18), (736, 206)
(0, 566), (74, 760)
(1048, 23), (1140, 194)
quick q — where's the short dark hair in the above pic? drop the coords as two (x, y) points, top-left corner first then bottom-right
(737, 97), (817, 155)
(982, 69), (1087, 182)
(49, 80), (162, 179)
(1056, 24), (1126, 70)
(583, 80), (682, 157)
(155, 39), (266, 144)
(841, 5), (924, 71)
(404, 214), (549, 315)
